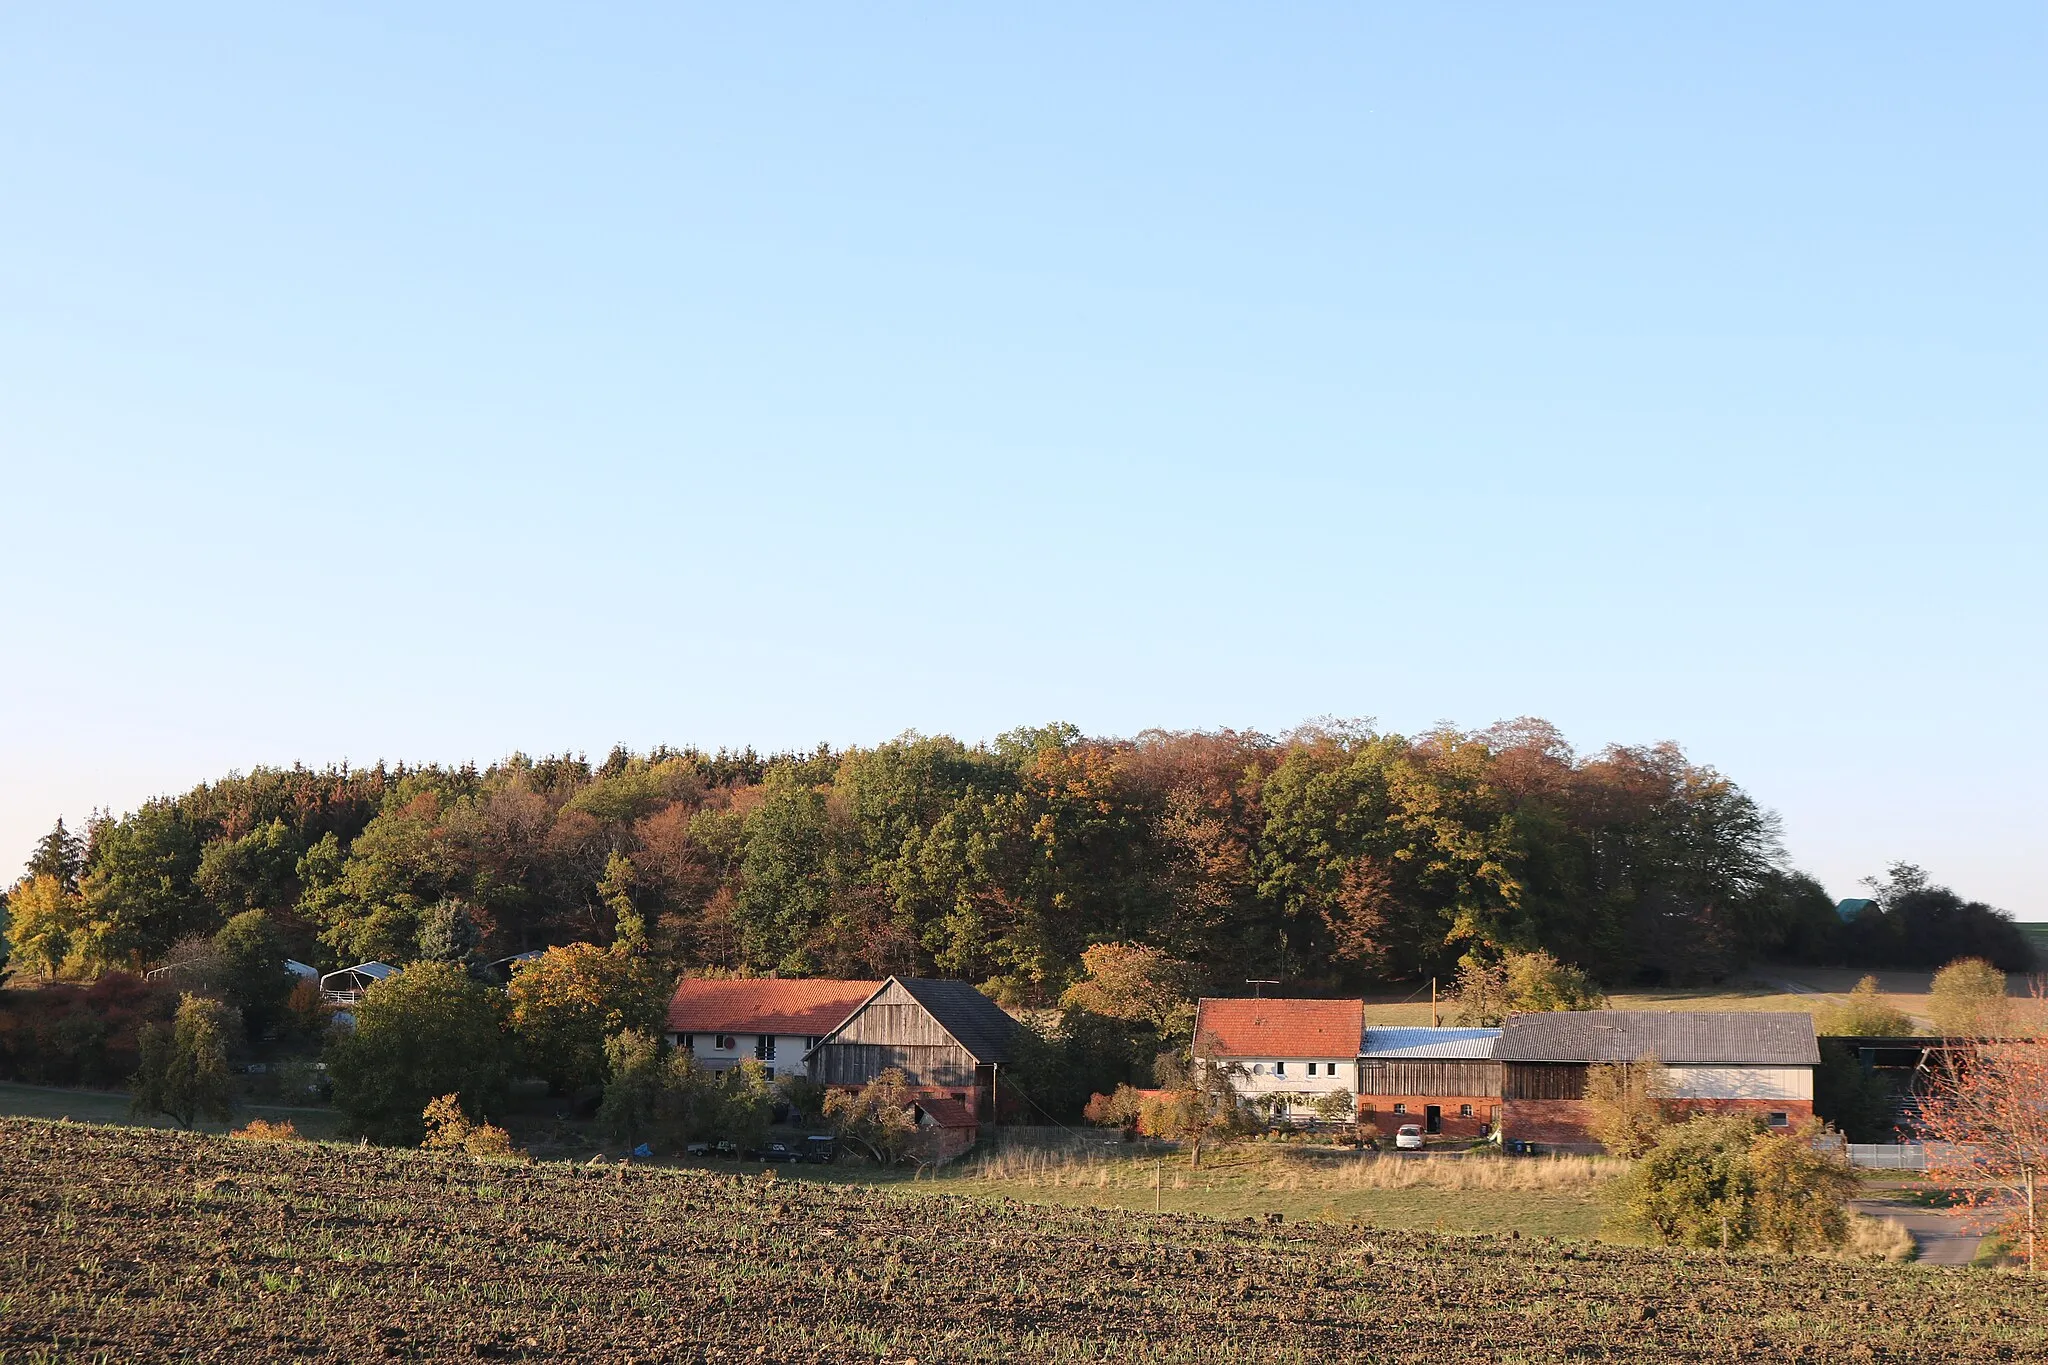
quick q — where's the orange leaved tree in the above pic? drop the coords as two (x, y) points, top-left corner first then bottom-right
(1915, 989), (2047, 1273)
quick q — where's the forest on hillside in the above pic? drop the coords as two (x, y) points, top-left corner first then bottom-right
(1, 719), (2032, 998)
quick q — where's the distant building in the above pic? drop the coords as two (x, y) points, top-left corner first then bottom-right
(1192, 997), (1365, 1122)
(806, 977), (1021, 1119)
(1357, 1027), (1501, 1139)
(665, 978), (880, 1082)
(1496, 1011), (1820, 1151)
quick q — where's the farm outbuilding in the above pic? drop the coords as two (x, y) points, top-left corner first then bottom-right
(912, 1096), (980, 1164)
(1496, 1011), (1821, 1151)
(319, 961), (395, 1004)
(805, 977), (1020, 1119)
(1356, 1027), (1501, 1139)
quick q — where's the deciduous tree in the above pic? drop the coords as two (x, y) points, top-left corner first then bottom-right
(131, 993), (239, 1129)
(325, 961), (511, 1144)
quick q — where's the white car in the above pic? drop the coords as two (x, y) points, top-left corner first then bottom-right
(1394, 1124), (1424, 1150)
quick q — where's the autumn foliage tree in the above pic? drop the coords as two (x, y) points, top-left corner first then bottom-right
(504, 942), (671, 1093)
(1916, 996), (2048, 1273)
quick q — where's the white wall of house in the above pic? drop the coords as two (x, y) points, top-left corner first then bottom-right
(1659, 1065), (1813, 1101)
(1207, 1057), (1359, 1117)
(666, 1031), (818, 1081)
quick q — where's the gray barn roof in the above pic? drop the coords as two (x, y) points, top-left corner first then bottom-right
(887, 977), (1022, 1064)
(1494, 1011), (1820, 1067)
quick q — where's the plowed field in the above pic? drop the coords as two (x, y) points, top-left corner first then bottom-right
(2, 1118), (2038, 1363)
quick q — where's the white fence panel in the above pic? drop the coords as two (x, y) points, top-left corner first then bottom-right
(1847, 1143), (1927, 1171)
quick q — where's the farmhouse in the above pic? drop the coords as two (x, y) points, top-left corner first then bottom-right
(665, 978), (879, 1081)
(1497, 1011), (1820, 1151)
(1192, 997), (1364, 1122)
(1356, 1027), (1501, 1139)
(806, 977), (1021, 1119)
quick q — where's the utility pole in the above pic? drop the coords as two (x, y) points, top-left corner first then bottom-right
(1431, 977), (1439, 1028)
(1245, 979), (1280, 999)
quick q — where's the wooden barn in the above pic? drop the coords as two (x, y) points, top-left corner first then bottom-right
(1356, 1027), (1501, 1139)
(805, 977), (1021, 1119)
(1497, 1011), (1820, 1151)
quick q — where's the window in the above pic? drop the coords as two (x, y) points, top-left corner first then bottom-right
(1359, 1103), (1375, 1115)
(1305, 1062), (1317, 1077)
(1460, 1104), (1473, 1118)
(715, 1035), (736, 1051)
(1274, 1061), (1287, 1077)
(755, 1035), (776, 1061)
(1767, 1111), (1789, 1128)
(1392, 1103), (1406, 1115)
(677, 1034), (694, 1051)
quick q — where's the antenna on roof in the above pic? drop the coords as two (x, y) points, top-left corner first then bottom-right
(1245, 979), (1280, 998)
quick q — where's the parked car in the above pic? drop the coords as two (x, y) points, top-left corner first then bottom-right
(1394, 1124), (1424, 1150)
(802, 1135), (839, 1164)
(751, 1142), (801, 1163)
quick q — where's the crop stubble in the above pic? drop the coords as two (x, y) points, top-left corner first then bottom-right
(0, 1119), (2037, 1363)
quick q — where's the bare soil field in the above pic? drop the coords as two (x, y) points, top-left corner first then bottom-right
(3, 1118), (2041, 1364)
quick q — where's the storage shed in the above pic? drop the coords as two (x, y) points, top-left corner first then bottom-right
(1496, 1011), (1820, 1150)
(805, 977), (1020, 1119)
(1356, 1027), (1501, 1138)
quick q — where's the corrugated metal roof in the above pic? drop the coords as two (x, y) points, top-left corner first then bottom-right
(666, 978), (881, 1036)
(1495, 1011), (1820, 1066)
(1361, 1027), (1500, 1060)
(1192, 998), (1366, 1059)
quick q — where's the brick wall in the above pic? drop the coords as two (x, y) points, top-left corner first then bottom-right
(1357, 1095), (1499, 1139)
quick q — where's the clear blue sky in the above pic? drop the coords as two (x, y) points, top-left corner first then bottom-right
(3, 7), (2043, 918)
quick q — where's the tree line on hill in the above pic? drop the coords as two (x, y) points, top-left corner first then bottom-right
(0, 719), (2032, 1006)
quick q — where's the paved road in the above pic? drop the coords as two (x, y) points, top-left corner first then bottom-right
(1849, 1199), (1983, 1267)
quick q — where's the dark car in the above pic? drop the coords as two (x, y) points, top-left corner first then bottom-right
(757, 1142), (801, 1163)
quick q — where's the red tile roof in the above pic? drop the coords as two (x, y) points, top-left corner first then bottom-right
(914, 1097), (978, 1129)
(1192, 997), (1365, 1059)
(666, 979), (880, 1037)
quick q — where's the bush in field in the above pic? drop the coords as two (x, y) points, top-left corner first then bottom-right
(1748, 1123), (1859, 1253)
(1815, 975), (1916, 1038)
(422, 1092), (520, 1159)
(1083, 1083), (1146, 1130)
(326, 961), (511, 1144)
(1928, 957), (2011, 1038)
(504, 943), (670, 1093)
(1619, 1115), (1856, 1253)
(1584, 1058), (1669, 1158)
(131, 993), (239, 1129)
(232, 1118), (305, 1143)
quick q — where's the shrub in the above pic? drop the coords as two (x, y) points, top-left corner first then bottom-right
(232, 1118), (305, 1143)
(1842, 1212), (1916, 1263)
(1584, 1059), (1669, 1158)
(1452, 949), (1606, 1026)
(1815, 975), (1917, 1038)
(1928, 957), (2011, 1038)
(1618, 1116), (1857, 1254)
(422, 1092), (520, 1159)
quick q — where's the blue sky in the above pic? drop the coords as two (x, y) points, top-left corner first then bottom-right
(2, 6), (2043, 918)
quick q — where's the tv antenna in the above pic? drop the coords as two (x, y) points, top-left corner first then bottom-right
(1245, 979), (1280, 998)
